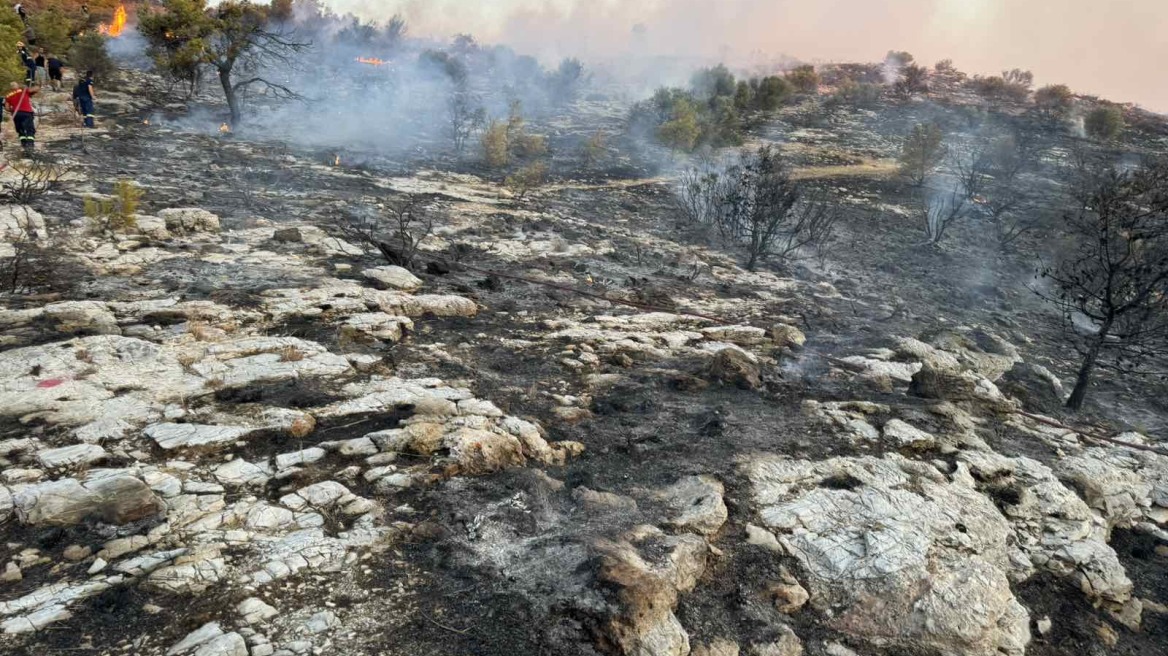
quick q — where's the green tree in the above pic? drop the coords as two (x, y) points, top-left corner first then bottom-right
(785, 65), (819, 94)
(68, 33), (115, 85)
(691, 64), (736, 99)
(29, 7), (73, 55)
(1085, 105), (1124, 141)
(752, 76), (791, 110)
(898, 123), (946, 187)
(141, 0), (310, 125)
(656, 98), (701, 152)
(0, 10), (28, 88)
(733, 80), (753, 110)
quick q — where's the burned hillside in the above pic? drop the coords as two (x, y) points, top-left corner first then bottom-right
(2, 4), (1168, 656)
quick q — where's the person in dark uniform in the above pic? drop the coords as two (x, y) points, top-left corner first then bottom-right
(72, 71), (95, 128)
(33, 48), (46, 86)
(16, 41), (34, 84)
(46, 53), (63, 91)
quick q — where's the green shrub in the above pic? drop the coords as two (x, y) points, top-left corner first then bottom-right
(786, 65), (820, 94)
(504, 161), (548, 200)
(85, 180), (142, 233)
(656, 98), (701, 152)
(1084, 106), (1124, 141)
(481, 120), (510, 168)
(68, 33), (115, 86)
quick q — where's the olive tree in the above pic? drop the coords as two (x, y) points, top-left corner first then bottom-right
(141, 0), (309, 125)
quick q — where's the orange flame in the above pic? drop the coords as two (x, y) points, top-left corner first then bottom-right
(98, 5), (128, 38)
(355, 57), (387, 66)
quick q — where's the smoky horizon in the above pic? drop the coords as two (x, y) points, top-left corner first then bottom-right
(308, 0), (1168, 113)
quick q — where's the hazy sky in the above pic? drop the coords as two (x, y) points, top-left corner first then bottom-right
(322, 0), (1168, 111)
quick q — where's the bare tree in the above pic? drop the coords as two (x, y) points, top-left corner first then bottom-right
(675, 154), (737, 236)
(920, 185), (966, 245)
(983, 130), (1043, 247)
(1036, 158), (1168, 410)
(0, 209), (83, 294)
(328, 196), (435, 270)
(447, 90), (485, 154)
(0, 161), (70, 204)
(676, 148), (838, 270)
(725, 146), (838, 270)
(916, 140), (990, 245)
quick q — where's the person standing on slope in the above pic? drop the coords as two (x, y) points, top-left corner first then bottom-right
(72, 70), (95, 128)
(5, 81), (39, 155)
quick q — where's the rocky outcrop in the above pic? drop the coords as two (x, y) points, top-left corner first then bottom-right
(12, 470), (164, 526)
(744, 454), (1030, 656)
(595, 526), (710, 656)
(708, 348), (763, 390)
(159, 208), (221, 234)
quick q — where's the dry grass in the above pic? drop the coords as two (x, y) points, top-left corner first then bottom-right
(279, 345), (305, 362)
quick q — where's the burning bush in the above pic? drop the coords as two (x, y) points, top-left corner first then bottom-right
(1084, 105), (1125, 141)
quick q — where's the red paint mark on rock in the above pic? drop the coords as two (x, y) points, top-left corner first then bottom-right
(36, 378), (66, 389)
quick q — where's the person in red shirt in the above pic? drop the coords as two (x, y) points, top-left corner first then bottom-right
(4, 82), (39, 155)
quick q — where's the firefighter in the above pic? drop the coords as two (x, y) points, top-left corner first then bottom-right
(16, 41), (33, 84)
(72, 71), (95, 128)
(4, 81), (39, 155)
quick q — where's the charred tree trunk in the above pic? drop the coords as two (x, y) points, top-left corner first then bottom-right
(218, 67), (240, 126)
(1066, 317), (1113, 411)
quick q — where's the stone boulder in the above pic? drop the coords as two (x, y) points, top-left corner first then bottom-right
(744, 454), (1030, 656)
(0, 206), (47, 242)
(159, 208), (221, 234)
(708, 347), (762, 390)
(13, 470), (164, 526)
(133, 215), (171, 240)
(43, 301), (120, 335)
(595, 525), (709, 656)
(920, 327), (1021, 381)
(998, 362), (1066, 414)
(654, 475), (728, 537)
(363, 265), (423, 291)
